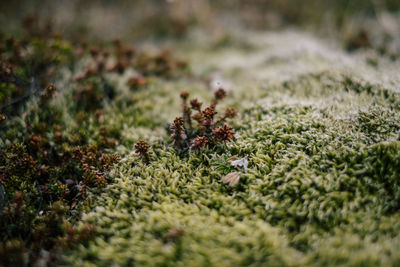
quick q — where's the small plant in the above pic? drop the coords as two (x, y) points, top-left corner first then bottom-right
(168, 88), (237, 153)
(135, 141), (152, 163)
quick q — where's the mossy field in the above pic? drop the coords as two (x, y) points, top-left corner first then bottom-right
(1, 1), (400, 266)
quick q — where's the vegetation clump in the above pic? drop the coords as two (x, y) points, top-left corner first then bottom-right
(0, 14), (187, 265)
(0, 12), (193, 263)
(169, 88), (237, 153)
(134, 140), (152, 163)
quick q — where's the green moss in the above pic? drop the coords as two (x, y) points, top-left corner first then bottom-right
(1, 7), (400, 266)
(58, 27), (400, 264)
(64, 96), (400, 266)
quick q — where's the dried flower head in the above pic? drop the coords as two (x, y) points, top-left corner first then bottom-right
(135, 141), (150, 157)
(190, 99), (202, 110)
(134, 140), (152, 164)
(190, 136), (208, 151)
(180, 91), (189, 100)
(170, 117), (186, 147)
(95, 174), (107, 188)
(203, 107), (217, 120)
(212, 125), (235, 143)
(222, 172), (241, 187)
(214, 88), (227, 100)
(172, 117), (184, 128)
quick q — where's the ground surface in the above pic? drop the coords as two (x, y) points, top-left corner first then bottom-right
(62, 29), (400, 266)
(1, 1), (400, 266)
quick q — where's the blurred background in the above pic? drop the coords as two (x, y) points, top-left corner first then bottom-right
(0, 0), (399, 56)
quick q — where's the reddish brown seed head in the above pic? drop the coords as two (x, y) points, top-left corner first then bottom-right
(135, 141), (150, 156)
(203, 107), (217, 120)
(191, 136), (208, 151)
(212, 125), (235, 143)
(180, 91), (189, 100)
(190, 99), (202, 110)
(214, 88), (227, 100)
(173, 117), (184, 127)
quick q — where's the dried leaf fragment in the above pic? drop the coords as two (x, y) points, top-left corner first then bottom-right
(222, 172), (241, 187)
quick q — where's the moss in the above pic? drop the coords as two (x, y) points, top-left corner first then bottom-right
(60, 26), (400, 264)
(1, 5), (400, 266)
(63, 98), (400, 266)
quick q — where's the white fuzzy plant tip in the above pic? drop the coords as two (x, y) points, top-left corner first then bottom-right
(229, 155), (248, 172)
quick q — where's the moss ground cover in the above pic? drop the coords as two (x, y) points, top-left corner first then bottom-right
(1, 2), (400, 266)
(64, 31), (400, 266)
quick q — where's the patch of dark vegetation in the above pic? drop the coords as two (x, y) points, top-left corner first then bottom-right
(0, 114), (119, 265)
(0, 14), (190, 266)
(0, 17), (73, 117)
(344, 28), (399, 60)
(135, 140), (152, 164)
(345, 29), (371, 52)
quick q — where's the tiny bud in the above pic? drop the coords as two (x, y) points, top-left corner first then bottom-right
(180, 91), (189, 100)
(214, 88), (226, 100)
(191, 136), (208, 151)
(190, 99), (202, 110)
